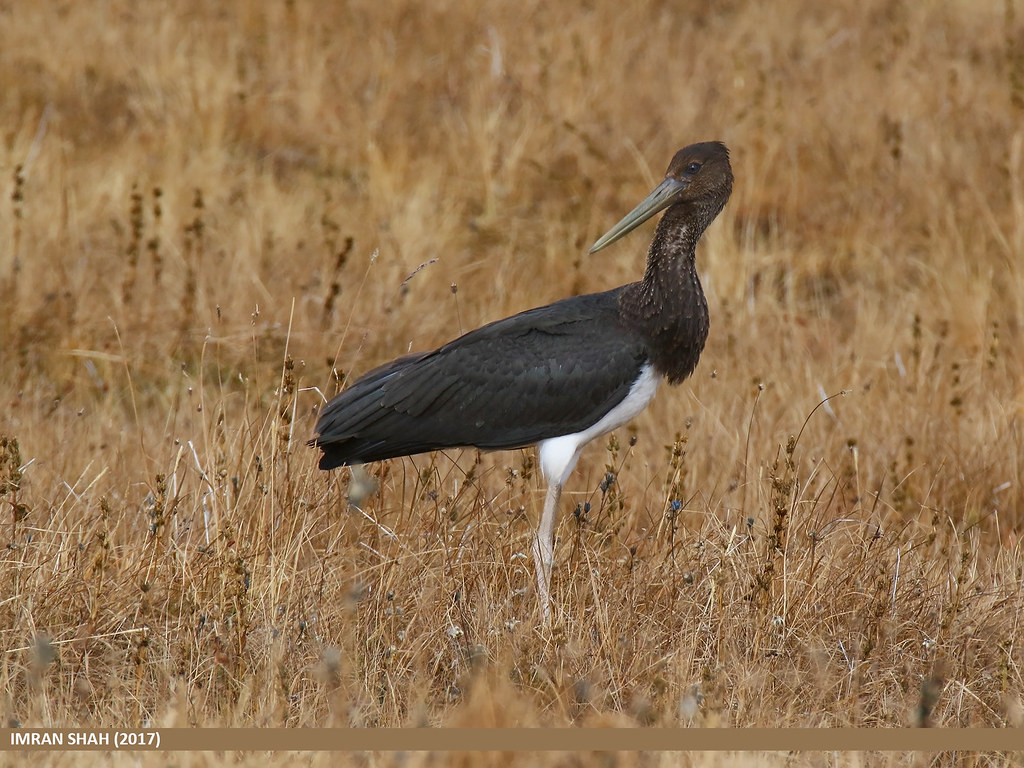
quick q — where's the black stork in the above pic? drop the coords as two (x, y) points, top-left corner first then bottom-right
(312, 141), (733, 621)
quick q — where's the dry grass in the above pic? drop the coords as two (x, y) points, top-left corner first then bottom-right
(1, 0), (1023, 764)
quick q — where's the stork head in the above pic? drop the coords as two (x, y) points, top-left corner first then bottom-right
(589, 142), (733, 254)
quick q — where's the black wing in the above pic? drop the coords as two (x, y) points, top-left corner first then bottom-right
(312, 288), (650, 469)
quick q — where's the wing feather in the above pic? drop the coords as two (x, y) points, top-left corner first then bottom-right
(313, 288), (651, 467)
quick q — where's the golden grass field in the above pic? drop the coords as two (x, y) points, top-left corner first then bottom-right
(1, 0), (1024, 764)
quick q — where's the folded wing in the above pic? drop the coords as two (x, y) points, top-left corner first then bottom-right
(312, 289), (649, 469)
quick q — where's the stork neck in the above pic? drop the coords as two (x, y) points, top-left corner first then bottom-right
(619, 203), (711, 383)
(642, 205), (701, 284)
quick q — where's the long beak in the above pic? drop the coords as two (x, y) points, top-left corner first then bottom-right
(588, 177), (688, 254)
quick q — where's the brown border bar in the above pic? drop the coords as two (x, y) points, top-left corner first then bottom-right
(3, 729), (1023, 752)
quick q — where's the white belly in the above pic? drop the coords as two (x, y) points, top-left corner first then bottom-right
(538, 363), (660, 486)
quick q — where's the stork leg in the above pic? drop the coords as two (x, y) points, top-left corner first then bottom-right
(533, 480), (562, 623)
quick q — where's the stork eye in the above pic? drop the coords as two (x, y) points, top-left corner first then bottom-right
(685, 162), (702, 174)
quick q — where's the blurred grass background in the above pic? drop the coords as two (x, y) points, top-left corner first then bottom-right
(1, 0), (1023, 763)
